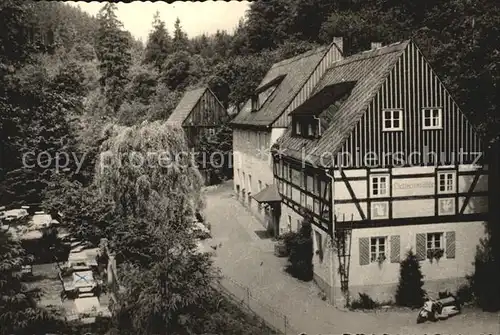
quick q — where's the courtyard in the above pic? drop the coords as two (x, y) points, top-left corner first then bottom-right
(24, 263), (111, 323)
(202, 181), (500, 334)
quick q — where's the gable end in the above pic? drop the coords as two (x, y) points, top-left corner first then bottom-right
(183, 89), (228, 127)
(335, 41), (483, 168)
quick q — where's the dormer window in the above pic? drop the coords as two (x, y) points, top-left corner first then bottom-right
(295, 121), (301, 135)
(252, 75), (285, 113)
(308, 122), (320, 137)
(382, 109), (403, 131)
(293, 116), (320, 139)
(251, 95), (259, 112)
(422, 108), (442, 130)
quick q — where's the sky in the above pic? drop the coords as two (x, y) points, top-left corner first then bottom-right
(66, 1), (250, 42)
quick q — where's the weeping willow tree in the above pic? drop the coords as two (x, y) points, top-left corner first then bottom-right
(94, 121), (218, 334)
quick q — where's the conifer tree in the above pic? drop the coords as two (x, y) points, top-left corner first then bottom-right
(172, 17), (189, 52)
(143, 11), (172, 71)
(96, 3), (132, 113)
(395, 250), (426, 307)
(285, 212), (314, 281)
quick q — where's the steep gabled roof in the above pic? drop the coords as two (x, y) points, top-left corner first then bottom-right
(166, 87), (207, 125)
(276, 40), (410, 166)
(231, 45), (331, 128)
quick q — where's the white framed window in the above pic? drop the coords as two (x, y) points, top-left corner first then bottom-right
(313, 198), (320, 214)
(286, 183), (292, 198)
(307, 121), (319, 137)
(319, 180), (328, 200)
(295, 121), (301, 135)
(382, 109), (403, 131)
(370, 174), (389, 197)
(422, 108), (442, 130)
(426, 232), (443, 252)
(251, 96), (259, 111)
(207, 128), (216, 136)
(370, 237), (387, 262)
(437, 171), (455, 194)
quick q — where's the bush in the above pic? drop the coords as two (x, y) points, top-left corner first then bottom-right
(186, 291), (279, 335)
(456, 283), (474, 305)
(468, 237), (500, 311)
(284, 214), (313, 281)
(278, 231), (296, 251)
(350, 293), (377, 310)
(395, 250), (426, 308)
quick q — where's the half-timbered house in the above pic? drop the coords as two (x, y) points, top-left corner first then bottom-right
(231, 38), (344, 236)
(166, 87), (229, 183)
(272, 40), (488, 306)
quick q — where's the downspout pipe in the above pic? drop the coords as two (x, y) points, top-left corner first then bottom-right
(313, 116), (321, 137)
(324, 166), (336, 305)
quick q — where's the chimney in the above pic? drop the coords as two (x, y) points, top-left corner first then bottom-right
(333, 36), (344, 55)
(371, 42), (382, 50)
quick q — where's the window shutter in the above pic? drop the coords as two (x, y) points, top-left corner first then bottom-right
(359, 237), (369, 265)
(446, 231), (456, 259)
(390, 235), (400, 263)
(416, 233), (426, 261)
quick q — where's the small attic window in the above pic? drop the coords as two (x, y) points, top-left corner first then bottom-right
(251, 95), (259, 112)
(293, 116), (320, 139)
(382, 109), (403, 131)
(422, 108), (442, 130)
(295, 121), (301, 135)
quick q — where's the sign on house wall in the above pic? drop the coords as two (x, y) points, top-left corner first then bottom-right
(392, 178), (435, 197)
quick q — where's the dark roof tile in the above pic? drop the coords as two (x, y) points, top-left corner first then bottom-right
(166, 87), (207, 125)
(276, 40), (410, 167)
(231, 45), (330, 127)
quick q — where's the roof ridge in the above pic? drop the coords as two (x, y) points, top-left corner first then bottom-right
(333, 40), (410, 68)
(272, 45), (329, 68)
(185, 86), (207, 93)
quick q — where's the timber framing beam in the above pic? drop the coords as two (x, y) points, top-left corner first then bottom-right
(459, 167), (484, 214)
(339, 169), (367, 221)
(282, 197), (329, 234)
